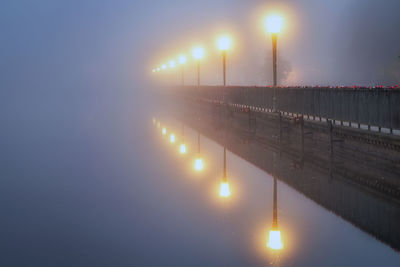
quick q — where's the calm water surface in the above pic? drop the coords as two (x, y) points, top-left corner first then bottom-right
(1, 91), (399, 266)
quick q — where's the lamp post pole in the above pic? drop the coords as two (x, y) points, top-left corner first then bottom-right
(197, 59), (200, 87)
(222, 50), (226, 86)
(272, 33), (278, 111)
(181, 65), (184, 86)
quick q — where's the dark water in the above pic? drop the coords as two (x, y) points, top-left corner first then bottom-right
(1, 90), (399, 266)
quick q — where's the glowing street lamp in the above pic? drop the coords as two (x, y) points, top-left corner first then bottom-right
(156, 67), (161, 72)
(219, 147), (231, 198)
(162, 127), (167, 135)
(152, 69), (156, 73)
(161, 64), (167, 70)
(192, 47), (205, 87)
(169, 60), (176, 68)
(178, 55), (187, 85)
(179, 55), (187, 64)
(265, 14), (283, 111)
(217, 36), (231, 86)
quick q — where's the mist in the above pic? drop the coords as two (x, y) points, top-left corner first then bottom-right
(1, 0), (400, 266)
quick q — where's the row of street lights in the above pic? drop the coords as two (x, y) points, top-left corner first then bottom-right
(152, 35), (231, 87)
(153, 117), (284, 252)
(151, 14), (284, 109)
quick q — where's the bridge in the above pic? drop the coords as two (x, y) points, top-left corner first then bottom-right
(155, 86), (400, 250)
(156, 85), (400, 196)
(151, 82), (400, 253)
(180, 85), (400, 134)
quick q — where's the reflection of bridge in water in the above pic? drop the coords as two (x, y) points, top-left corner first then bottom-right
(163, 87), (400, 250)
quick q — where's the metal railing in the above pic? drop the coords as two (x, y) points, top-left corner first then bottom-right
(181, 86), (400, 133)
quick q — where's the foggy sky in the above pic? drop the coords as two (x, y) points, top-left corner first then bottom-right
(1, 0), (400, 97)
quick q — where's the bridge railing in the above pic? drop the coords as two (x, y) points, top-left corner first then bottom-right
(181, 86), (400, 132)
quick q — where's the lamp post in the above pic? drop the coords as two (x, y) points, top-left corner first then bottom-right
(178, 55), (187, 86)
(169, 60), (176, 84)
(192, 47), (204, 87)
(217, 36), (231, 86)
(265, 15), (283, 111)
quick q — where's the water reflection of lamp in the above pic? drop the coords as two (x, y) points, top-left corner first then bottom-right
(267, 177), (283, 249)
(267, 152), (283, 250)
(179, 124), (186, 154)
(194, 132), (203, 171)
(219, 147), (231, 198)
(170, 133), (175, 143)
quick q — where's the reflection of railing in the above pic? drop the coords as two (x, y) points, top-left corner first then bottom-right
(178, 105), (400, 250)
(181, 86), (400, 133)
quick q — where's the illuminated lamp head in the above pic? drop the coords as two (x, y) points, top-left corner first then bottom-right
(265, 15), (283, 34)
(218, 36), (231, 51)
(192, 47), (205, 60)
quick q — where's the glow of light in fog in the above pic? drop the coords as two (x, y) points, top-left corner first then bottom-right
(267, 230), (283, 250)
(170, 133), (176, 143)
(217, 36), (231, 51)
(169, 60), (176, 68)
(157, 121), (160, 128)
(156, 67), (161, 72)
(194, 158), (204, 171)
(265, 15), (283, 34)
(178, 55), (187, 64)
(152, 118), (156, 124)
(161, 64), (167, 70)
(162, 127), (167, 135)
(219, 182), (231, 198)
(192, 47), (205, 60)
(179, 143), (186, 154)
(152, 69), (156, 73)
